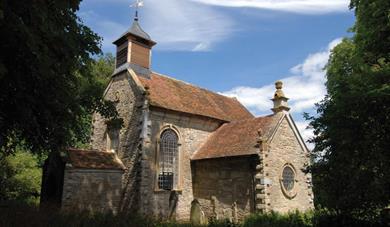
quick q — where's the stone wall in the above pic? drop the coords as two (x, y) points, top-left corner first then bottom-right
(192, 156), (258, 222)
(90, 71), (146, 212)
(61, 168), (123, 213)
(88, 70), (314, 219)
(265, 116), (314, 212)
(139, 108), (222, 221)
(91, 71), (144, 156)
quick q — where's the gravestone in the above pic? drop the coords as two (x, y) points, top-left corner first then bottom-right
(190, 199), (205, 225)
(211, 196), (219, 220)
(232, 201), (238, 223)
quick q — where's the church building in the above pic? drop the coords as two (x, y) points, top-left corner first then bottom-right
(41, 14), (314, 223)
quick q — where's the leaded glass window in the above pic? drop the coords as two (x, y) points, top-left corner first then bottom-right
(282, 166), (295, 191)
(158, 129), (178, 190)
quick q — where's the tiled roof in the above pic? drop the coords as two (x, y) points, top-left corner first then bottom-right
(128, 20), (153, 42)
(192, 114), (282, 160)
(113, 20), (156, 46)
(138, 73), (254, 122)
(66, 149), (125, 170)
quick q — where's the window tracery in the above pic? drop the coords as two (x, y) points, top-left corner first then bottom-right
(158, 129), (179, 190)
(280, 163), (297, 199)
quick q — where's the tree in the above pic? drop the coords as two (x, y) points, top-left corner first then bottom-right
(0, 54), (114, 204)
(73, 53), (115, 148)
(0, 149), (43, 205)
(0, 1), (118, 155)
(308, 0), (390, 219)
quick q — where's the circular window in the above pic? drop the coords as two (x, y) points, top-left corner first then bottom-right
(282, 166), (295, 191)
(280, 164), (297, 199)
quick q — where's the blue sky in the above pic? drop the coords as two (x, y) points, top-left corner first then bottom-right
(79, 0), (355, 146)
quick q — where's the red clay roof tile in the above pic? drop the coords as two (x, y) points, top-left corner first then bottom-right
(66, 149), (125, 170)
(192, 114), (282, 160)
(138, 73), (254, 122)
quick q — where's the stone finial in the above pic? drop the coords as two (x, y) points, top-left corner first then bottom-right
(274, 81), (285, 98)
(271, 80), (290, 113)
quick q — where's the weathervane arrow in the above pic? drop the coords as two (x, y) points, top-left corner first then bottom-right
(130, 0), (144, 21)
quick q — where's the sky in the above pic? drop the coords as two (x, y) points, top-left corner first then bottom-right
(79, 0), (355, 148)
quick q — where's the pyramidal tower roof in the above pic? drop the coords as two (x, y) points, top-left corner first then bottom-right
(113, 18), (156, 46)
(128, 20), (152, 41)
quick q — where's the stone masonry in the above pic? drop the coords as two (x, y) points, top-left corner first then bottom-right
(193, 156), (258, 222)
(139, 107), (222, 221)
(91, 70), (146, 213)
(264, 116), (314, 212)
(87, 70), (314, 220)
(61, 168), (123, 213)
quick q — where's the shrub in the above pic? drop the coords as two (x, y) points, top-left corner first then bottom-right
(0, 202), (195, 227)
(312, 209), (386, 227)
(0, 203), (387, 227)
(208, 218), (240, 227)
(243, 210), (312, 227)
(0, 149), (42, 205)
(243, 209), (387, 227)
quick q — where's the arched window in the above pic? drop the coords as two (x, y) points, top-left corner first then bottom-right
(158, 129), (179, 190)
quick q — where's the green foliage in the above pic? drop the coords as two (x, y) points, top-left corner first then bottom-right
(350, 0), (390, 63)
(0, 149), (42, 205)
(72, 53), (116, 148)
(311, 209), (383, 227)
(0, 203), (196, 227)
(208, 219), (239, 227)
(243, 211), (312, 227)
(243, 210), (384, 227)
(307, 0), (390, 219)
(0, 207), (386, 227)
(0, 0), (120, 155)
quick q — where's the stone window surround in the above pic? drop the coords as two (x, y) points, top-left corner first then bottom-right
(279, 163), (298, 199)
(106, 128), (120, 153)
(154, 124), (182, 192)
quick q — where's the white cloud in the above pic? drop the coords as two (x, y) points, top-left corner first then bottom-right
(79, 0), (234, 52)
(295, 121), (314, 149)
(80, 0), (348, 52)
(192, 42), (212, 52)
(222, 38), (341, 115)
(221, 38), (342, 147)
(142, 0), (234, 51)
(191, 0), (349, 14)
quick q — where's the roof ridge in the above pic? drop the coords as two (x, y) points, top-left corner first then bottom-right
(150, 71), (254, 119)
(151, 71), (243, 101)
(227, 114), (275, 124)
(139, 71), (254, 122)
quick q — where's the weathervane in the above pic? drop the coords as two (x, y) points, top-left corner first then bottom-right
(131, 0), (144, 21)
